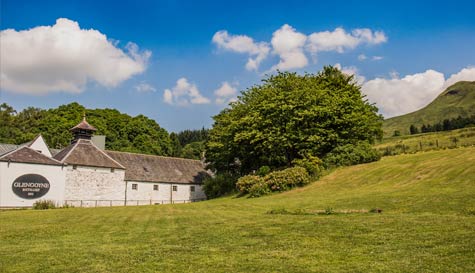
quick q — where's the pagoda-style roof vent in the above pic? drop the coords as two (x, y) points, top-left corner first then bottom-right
(70, 114), (97, 143)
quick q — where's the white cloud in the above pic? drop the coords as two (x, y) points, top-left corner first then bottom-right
(0, 18), (150, 95)
(213, 25), (387, 72)
(444, 66), (475, 89)
(334, 63), (366, 84)
(372, 56), (384, 61)
(362, 67), (475, 117)
(163, 78), (210, 106)
(134, 82), (156, 93)
(214, 81), (238, 105)
(212, 30), (270, 71)
(358, 54), (367, 61)
(270, 24), (308, 71)
(307, 28), (387, 55)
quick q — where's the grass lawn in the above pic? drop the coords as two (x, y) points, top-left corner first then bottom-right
(1, 147), (475, 272)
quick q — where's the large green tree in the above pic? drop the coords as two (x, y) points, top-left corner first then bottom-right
(206, 66), (383, 174)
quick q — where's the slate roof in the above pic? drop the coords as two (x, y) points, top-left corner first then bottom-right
(70, 117), (97, 132)
(0, 144), (20, 156)
(106, 151), (210, 184)
(0, 146), (63, 166)
(54, 139), (125, 169)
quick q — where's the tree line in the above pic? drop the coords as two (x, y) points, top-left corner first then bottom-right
(409, 115), (475, 135)
(0, 102), (207, 159)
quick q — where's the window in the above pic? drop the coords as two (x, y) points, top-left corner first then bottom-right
(72, 165), (77, 170)
(132, 183), (138, 190)
(111, 168), (115, 173)
(190, 186), (195, 192)
(172, 185), (177, 191)
(153, 185), (159, 191)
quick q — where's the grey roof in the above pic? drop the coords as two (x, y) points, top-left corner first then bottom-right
(54, 139), (125, 169)
(106, 150), (210, 184)
(0, 146), (63, 166)
(0, 144), (20, 156)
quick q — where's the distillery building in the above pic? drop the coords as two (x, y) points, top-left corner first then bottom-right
(0, 117), (208, 208)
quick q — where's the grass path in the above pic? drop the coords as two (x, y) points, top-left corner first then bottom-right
(1, 148), (475, 272)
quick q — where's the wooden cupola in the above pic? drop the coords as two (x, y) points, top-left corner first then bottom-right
(70, 114), (97, 143)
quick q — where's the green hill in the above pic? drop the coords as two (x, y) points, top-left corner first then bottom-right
(383, 81), (475, 137)
(1, 147), (474, 272)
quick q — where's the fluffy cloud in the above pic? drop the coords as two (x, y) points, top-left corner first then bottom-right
(270, 24), (308, 71)
(334, 63), (366, 84)
(362, 67), (475, 117)
(0, 18), (150, 95)
(212, 30), (270, 71)
(213, 25), (386, 72)
(163, 78), (210, 106)
(372, 56), (384, 61)
(214, 81), (238, 105)
(307, 28), (387, 54)
(134, 82), (156, 93)
(358, 54), (367, 61)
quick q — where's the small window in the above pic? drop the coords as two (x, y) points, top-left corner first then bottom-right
(72, 165), (77, 170)
(190, 186), (195, 192)
(153, 185), (159, 191)
(111, 168), (115, 173)
(132, 183), (138, 190)
(172, 185), (177, 191)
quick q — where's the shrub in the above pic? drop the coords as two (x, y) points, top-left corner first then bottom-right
(256, 166), (271, 176)
(323, 142), (381, 168)
(292, 155), (324, 178)
(203, 173), (238, 199)
(264, 166), (310, 192)
(248, 182), (271, 198)
(236, 175), (263, 194)
(32, 200), (56, 210)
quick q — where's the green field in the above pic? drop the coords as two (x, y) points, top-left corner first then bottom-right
(1, 147), (475, 272)
(375, 127), (475, 156)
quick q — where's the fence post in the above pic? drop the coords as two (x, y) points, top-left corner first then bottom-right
(137, 200), (139, 206)
(80, 200), (83, 207)
(95, 200), (98, 207)
(110, 200), (112, 207)
(419, 141), (423, 151)
(436, 139), (439, 148)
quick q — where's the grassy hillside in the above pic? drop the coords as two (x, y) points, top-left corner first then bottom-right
(375, 127), (475, 156)
(383, 81), (475, 137)
(1, 148), (475, 272)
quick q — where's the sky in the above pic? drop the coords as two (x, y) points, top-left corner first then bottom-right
(1, 0), (475, 132)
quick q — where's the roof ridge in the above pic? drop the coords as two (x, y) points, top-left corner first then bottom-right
(105, 150), (203, 163)
(24, 146), (64, 164)
(80, 140), (126, 169)
(56, 141), (79, 162)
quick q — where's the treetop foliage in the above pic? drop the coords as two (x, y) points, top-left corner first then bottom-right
(0, 102), (205, 159)
(205, 66), (383, 175)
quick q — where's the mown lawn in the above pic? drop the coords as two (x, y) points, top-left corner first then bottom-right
(1, 148), (475, 272)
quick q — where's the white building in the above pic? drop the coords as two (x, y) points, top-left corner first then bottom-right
(0, 117), (208, 208)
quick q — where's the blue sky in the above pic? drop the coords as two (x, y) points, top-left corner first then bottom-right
(1, 0), (475, 132)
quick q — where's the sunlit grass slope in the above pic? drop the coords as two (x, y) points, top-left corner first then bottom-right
(1, 148), (474, 272)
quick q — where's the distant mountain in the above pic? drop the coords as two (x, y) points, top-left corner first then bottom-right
(383, 81), (475, 137)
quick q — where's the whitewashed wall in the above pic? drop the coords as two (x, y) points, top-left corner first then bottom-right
(64, 165), (125, 207)
(125, 181), (206, 205)
(0, 162), (66, 207)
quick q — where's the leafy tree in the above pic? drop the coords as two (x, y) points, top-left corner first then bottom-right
(409, 125), (419, 135)
(206, 66), (383, 175)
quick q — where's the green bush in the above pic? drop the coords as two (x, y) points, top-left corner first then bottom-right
(203, 173), (237, 199)
(32, 200), (56, 210)
(264, 166), (310, 192)
(323, 142), (381, 168)
(256, 166), (271, 176)
(292, 155), (324, 178)
(236, 175), (263, 194)
(248, 182), (271, 198)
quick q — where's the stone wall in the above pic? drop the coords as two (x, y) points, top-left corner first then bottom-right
(64, 165), (125, 207)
